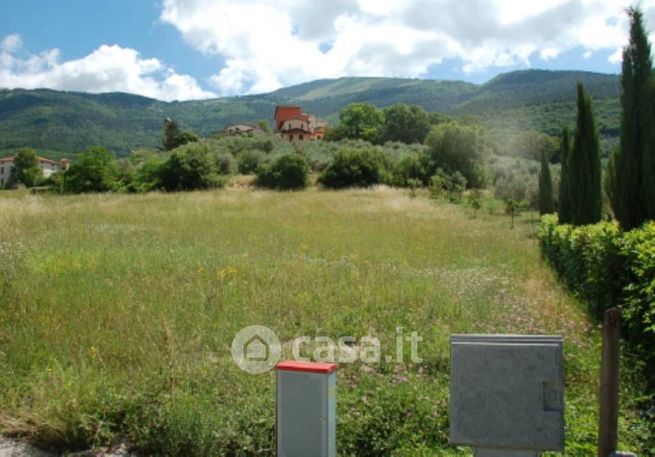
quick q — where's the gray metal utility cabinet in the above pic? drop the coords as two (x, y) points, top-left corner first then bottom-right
(276, 360), (337, 457)
(449, 335), (565, 457)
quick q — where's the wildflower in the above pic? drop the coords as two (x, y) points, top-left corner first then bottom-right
(217, 266), (238, 281)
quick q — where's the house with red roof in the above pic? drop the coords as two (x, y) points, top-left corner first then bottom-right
(274, 105), (327, 141)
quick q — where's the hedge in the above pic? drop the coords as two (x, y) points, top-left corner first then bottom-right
(539, 215), (655, 384)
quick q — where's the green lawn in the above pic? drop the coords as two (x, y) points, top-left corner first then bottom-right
(0, 187), (647, 455)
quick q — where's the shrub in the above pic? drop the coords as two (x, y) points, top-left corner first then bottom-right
(429, 169), (466, 202)
(392, 153), (427, 187)
(132, 155), (165, 192)
(41, 171), (65, 193)
(468, 189), (483, 215)
(159, 144), (224, 192)
(237, 149), (267, 174)
(619, 224), (655, 370)
(115, 151), (166, 193)
(64, 147), (118, 193)
(539, 215), (655, 385)
(215, 153), (236, 175)
(319, 147), (387, 189)
(256, 153), (309, 190)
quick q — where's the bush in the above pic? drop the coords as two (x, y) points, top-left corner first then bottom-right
(392, 153), (427, 187)
(215, 153), (236, 175)
(115, 151), (165, 193)
(64, 147), (118, 193)
(159, 144), (224, 192)
(539, 215), (655, 385)
(256, 153), (309, 190)
(619, 225), (655, 373)
(237, 149), (267, 174)
(319, 147), (388, 189)
(429, 169), (466, 202)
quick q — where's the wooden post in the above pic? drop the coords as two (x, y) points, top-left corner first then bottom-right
(598, 307), (621, 457)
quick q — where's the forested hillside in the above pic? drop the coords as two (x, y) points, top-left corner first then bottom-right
(0, 69), (620, 157)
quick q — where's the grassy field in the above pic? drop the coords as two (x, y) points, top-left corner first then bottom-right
(0, 187), (648, 456)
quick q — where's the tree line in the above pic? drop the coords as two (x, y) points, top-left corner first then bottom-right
(536, 7), (655, 233)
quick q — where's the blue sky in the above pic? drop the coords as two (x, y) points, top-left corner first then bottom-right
(1, 1), (221, 85)
(0, 0), (649, 100)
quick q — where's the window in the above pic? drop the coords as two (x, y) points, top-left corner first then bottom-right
(299, 135), (304, 141)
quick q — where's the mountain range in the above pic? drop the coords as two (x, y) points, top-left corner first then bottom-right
(0, 69), (621, 158)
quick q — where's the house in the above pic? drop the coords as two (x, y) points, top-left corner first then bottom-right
(0, 156), (70, 188)
(223, 123), (264, 136)
(274, 105), (327, 141)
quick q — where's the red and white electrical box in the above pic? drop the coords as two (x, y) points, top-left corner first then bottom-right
(276, 360), (337, 457)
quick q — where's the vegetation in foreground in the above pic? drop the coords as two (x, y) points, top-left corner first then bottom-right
(0, 187), (650, 456)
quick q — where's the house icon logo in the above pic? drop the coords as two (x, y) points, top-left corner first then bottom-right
(244, 334), (269, 361)
(231, 325), (281, 374)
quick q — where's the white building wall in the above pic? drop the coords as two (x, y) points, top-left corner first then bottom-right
(0, 158), (66, 187)
(0, 161), (14, 187)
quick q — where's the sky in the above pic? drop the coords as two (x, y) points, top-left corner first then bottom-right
(1, 0), (654, 101)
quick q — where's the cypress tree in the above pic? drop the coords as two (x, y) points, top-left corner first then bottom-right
(538, 150), (554, 214)
(163, 117), (182, 151)
(609, 7), (655, 230)
(558, 127), (572, 223)
(569, 82), (601, 225)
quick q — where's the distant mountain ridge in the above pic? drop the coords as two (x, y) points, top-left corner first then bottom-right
(0, 69), (620, 157)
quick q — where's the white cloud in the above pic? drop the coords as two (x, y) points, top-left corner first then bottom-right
(1, 34), (22, 52)
(161, 0), (655, 95)
(0, 36), (215, 101)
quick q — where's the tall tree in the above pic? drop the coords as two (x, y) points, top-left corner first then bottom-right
(538, 150), (554, 214)
(558, 128), (572, 223)
(609, 7), (655, 230)
(424, 121), (491, 189)
(330, 103), (385, 144)
(163, 117), (181, 151)
(569, 83), (602, 225)
(7, 147), (41, 188)
(383, 103), (431, 144)
(163, 118), (199, 151)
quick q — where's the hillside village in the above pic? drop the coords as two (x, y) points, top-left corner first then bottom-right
(0, 104), (325, 188)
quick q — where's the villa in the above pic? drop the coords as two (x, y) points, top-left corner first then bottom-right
(0, 156), (70, 188)
(274, 105), (327, 141)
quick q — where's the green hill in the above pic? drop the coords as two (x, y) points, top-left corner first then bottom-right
(0, 69), (620, 157)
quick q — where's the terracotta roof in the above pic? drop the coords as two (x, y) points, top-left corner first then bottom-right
(274, 105), (303, 129)
(38, 157), (62, 165)
(0, 156), (67, 165)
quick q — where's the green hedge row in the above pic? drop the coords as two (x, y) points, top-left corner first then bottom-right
(539, 215), (655, 383)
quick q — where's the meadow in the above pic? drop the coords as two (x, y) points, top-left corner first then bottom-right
(0, 186), (649, 456)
